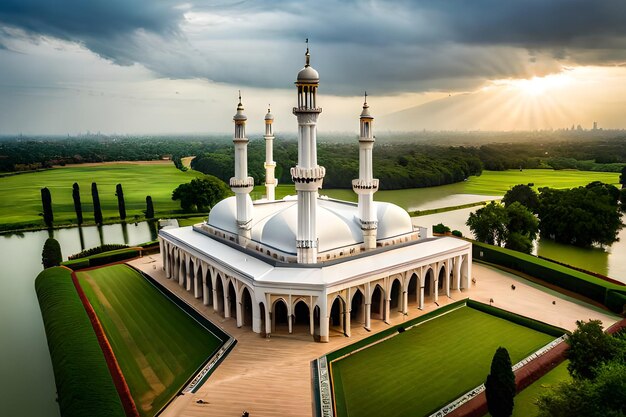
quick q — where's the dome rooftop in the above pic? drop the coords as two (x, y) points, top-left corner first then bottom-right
(296, 45), (319, 83)
(265, 108), (274, 121)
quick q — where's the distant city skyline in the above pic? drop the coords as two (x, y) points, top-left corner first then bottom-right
(1, 1), (626, 134)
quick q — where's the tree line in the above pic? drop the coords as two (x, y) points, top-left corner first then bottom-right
(467, 181), (625, 252)
(192, 141), (484, 190)
(40, 182), (155, 228)
(2, 133), (624, 175)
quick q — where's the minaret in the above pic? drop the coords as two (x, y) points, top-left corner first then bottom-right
(264, 107), (277, 201)
(229, 92), (254, 245)
(291, 41), (325, 264)
(352, 92), (379, 250)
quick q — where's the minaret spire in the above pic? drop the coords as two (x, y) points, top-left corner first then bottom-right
(264, 106), (277, 201)
(352, 93), (379, 250)
(230, 92), (254, 246)
(292, 43), (324, 263)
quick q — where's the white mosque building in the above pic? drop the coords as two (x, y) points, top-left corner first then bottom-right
(158, 47), (472, 342)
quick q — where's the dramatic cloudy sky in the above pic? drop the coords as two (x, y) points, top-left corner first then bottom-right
(1, 0), (625, 134)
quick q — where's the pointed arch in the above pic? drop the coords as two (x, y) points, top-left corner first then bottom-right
(370, 284), (385, 321)
(350, 288), (365, 325)
(240, 286), (253, 329)
(272, 298), (289, 333)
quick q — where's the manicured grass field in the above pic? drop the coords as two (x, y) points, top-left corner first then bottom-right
(77, 264), (222, 417)
(0, 162), (204, 228)
(255, 169), (619, 210)
(506, 360), (570, 417)
(330, 306), (555, 417)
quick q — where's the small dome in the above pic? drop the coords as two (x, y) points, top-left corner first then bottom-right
(233, 94), (247, 121)
(297, 65), (319, 83)
(376, 203), (413, 239)
(265, 109), (274, 121)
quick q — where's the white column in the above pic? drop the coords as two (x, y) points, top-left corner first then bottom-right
(365, 303), (371, 330)
(419, 286), (424, 310)
(230, 95), (253, 246)
(402, 290), (408, 315)
(345, 309), (351, 337)
(236, 287), (243, 328)
(384, 298), (390, 324)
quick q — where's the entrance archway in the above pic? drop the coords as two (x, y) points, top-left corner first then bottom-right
(371, 285), (385, 320)
(215, 275), (225, 315)
(272, 299), (289, 333)
(424, 269), (434, 298)
(329, 296), (347, 336)
(407, 273), (419, 307)
(293, 300), (310, 334)
(351, 290), (365, 325)
(241, 287), (253, 329)
(227, 280), (237, 319)
(389, 279), (402, 314)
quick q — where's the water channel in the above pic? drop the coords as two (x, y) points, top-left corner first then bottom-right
(0, 222), (157, 417)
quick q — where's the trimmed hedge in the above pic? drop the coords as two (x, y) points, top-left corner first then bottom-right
(35, 267), (125, 417)
(472, 241), (626, 314)
(466, 299), (567, 337)
(69, 244), (129, 260)
(62, 248), (141, 270)
(606, 290), (626, 315)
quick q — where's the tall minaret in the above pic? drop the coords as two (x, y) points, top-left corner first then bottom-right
(264, 107), (277, 201)
(352, 92), (379, 250)
(291, 41), (325, 264)
(229, 92), (254, 245)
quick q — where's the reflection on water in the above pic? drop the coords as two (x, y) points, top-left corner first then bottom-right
(0, 222), (155, 417)
(535, 239), (609, 277)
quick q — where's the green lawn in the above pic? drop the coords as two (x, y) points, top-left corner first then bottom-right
(77, 264), (222, 417)
(255, 169), (619, 210)
(507, 360), (570, 417)
(0, 162), (204, 228)
(331, 306), (555, 417)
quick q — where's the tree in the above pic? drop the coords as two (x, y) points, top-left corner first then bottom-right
(172, 176), (231, 212)
(91, 182), (103, 225)
(503, 202), (538, 253)
(42, 237), (62, 268)
(40, 187), (53, 228)
(620, 188), (626, 211)
(145, 196), (154, 219)
(502, 184), (540, 213)
(485, 347), (516, 417)
(72, 182), (83, 225)
(538, 183), (623, 247)
(566, 320), (621, 380)
(115, 183), (126, 221)
(467, 202), (507, 246)
(620, 166), (626, 189)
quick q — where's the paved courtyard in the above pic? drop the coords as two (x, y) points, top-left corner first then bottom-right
(128, 255), (619, 417)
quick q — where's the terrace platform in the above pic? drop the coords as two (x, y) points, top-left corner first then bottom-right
(128, 255), (619, 417)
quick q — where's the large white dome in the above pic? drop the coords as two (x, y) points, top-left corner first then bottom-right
(207, 197), (413, 255)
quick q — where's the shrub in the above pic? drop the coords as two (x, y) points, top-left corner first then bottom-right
(69, 244), (129, 260)
(485, 347), (516, 417)
(42, 238), (62, 268)
(451, 230), (463, 237)
(433, 223), (451, 234)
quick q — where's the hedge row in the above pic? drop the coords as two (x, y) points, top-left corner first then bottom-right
(472, 241), (626, 314)
(62, 248), (141, 270)
(68, 244), (129, 260)
(35, 267), (125, 417)
(466, 300), (567, 337)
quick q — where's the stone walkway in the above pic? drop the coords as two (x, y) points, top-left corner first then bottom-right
(127, 256), (619, 417)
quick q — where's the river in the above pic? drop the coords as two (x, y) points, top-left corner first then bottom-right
(0, 222), (156, 417)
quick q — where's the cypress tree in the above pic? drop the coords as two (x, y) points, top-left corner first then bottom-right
(91, 182), (103, 225)
(40, 187), (53, 228)
(42, 237), (62, 268)
(115, 183), (126, 221)
(485, 347), (516, 417)
(145, 195), (154, 219)
(72, 182), (83, 225)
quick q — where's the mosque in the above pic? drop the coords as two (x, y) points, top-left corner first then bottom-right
(158, 47), (472, 342)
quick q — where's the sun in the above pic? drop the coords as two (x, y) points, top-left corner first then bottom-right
(492, 73), (572, 97)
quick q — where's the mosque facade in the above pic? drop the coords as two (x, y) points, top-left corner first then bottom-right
(158, 47), (472, 342)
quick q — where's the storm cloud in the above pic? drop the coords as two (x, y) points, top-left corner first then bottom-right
(1, 0), (625, 94)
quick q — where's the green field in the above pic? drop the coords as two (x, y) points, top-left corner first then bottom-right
(330, 306), (555, 417)
(77, 264), (222, 417)
(505, 360), (571, 417)
(0, 162), (204, 228)
(254, 169), (619, 210)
